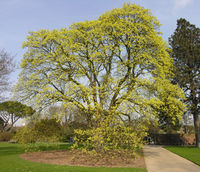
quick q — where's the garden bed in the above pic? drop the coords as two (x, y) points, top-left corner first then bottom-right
(20, 150), (146, 168)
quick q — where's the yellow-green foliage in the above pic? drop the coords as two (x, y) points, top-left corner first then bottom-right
(14, 126), (36, 144)
(15, 3), (186, 154)
(33, 118), (62, 141)
(15, 118), (62, 144)
(73, 113), (147, 155)
(0, 131), (14, 141)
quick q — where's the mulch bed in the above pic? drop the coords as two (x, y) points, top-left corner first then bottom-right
(20, 150), (146, 168)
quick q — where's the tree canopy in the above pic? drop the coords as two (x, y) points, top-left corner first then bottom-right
(0, 101), (35, 131)
(15, 3), (185, 153)
(169, 18), (200, 147)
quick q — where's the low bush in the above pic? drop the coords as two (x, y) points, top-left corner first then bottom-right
(15, 118), (62, 144)
(61, 121), (89, 142)
(34, 118), (62, 142)
(73, 115), (147, 158)
(0, 131), (14, 141)
(14, 126), (36, 143)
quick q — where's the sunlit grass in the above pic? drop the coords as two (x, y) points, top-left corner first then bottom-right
(165, 146), (200, 166)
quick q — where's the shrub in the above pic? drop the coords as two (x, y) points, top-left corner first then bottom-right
(14, 126), (36, 143)
(0, 131), (14, 141)
(15, 118), (62, 144)
(61, 121), (89, 142)
(73, 114), (147, 157)
(33, 118), (62, 142)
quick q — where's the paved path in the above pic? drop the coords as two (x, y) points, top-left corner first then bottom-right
(143, 145), (200, 172)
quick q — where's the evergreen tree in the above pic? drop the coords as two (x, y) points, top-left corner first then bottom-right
(169, 18), (200, 147)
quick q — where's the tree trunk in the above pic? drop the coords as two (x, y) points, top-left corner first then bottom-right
(193, 112), (200, 148)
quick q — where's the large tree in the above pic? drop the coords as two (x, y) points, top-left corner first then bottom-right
(169, 18), (200, 147)
(15, 4), (185, 153)
(0, 49), (14, 101)
(0, 101), (35, 131)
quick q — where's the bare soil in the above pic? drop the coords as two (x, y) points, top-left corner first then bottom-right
(20, 150), (146, 168)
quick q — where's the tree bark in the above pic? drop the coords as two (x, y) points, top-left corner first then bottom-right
(193, 112), (200, 148)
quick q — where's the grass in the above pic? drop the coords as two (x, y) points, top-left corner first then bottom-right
(0, 142), (147, 172)
(165, 146), (200, 166)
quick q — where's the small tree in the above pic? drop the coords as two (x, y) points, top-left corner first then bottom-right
(0, 101), (35, 131)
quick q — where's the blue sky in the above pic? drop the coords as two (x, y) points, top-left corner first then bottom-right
(0, 0), (200, 84)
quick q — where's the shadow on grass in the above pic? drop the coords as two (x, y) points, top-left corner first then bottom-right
(0, 142), (71, 156)
(37, 143), (72, 151)
(0, 145), (24, 156)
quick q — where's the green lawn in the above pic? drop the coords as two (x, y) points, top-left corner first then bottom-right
(0, 142), (147, 172)
(165, 146), (200, 166)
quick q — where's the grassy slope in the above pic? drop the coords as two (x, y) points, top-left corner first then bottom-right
(165, 146), (200, 166)
(0, 142), (147, 172)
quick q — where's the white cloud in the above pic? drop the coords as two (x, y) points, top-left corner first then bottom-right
(173, 0), (193, 11)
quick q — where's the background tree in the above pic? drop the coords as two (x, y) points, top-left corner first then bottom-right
(169, 18), (200, 147)
(15, 4), (185, 154)
(0, 101), (35, 131)
(28, 104), (90, 142)
(43, 104), (88, 124)
(0, 49), (15, 101)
